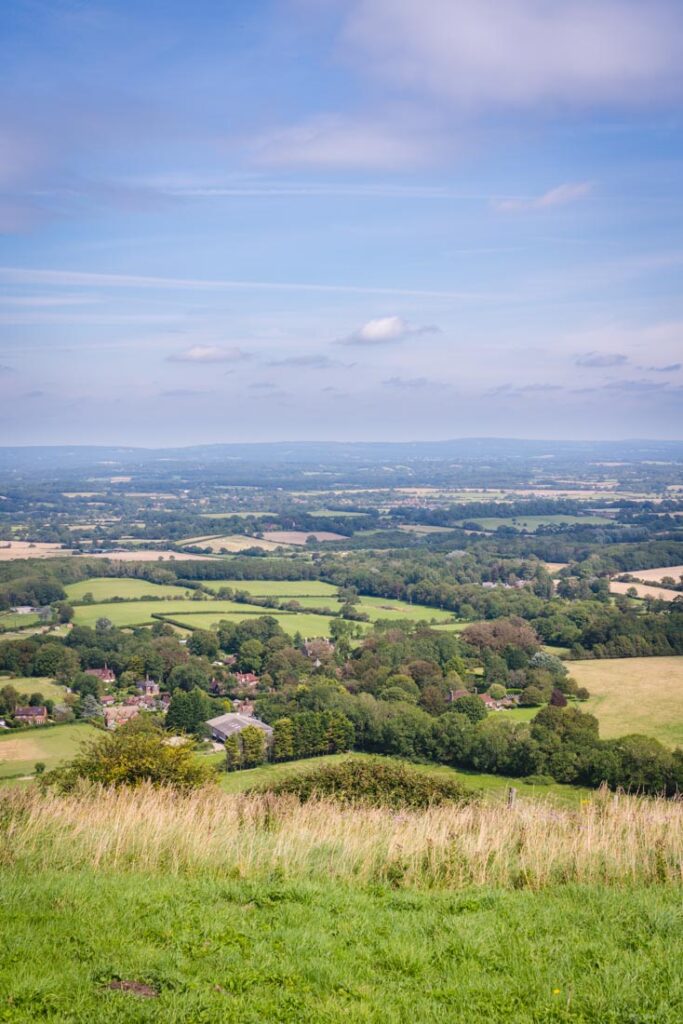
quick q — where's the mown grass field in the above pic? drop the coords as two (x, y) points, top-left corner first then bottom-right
(72, 598), (272, 628)
(573, 656), (683, 747)
(164, 610), (363, 638)
(201, 579), (340, 597)
(0, 611), (41, 630)
(276, 594), (455, 623)
(458, 514), (615, 532)
(0, 675), (66, 702)
(65, 577), (191, 601)
(2, 871), (682, 1023)
(0, 722), (99, 779)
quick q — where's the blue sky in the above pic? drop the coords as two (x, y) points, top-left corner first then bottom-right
(1, 0), (682, 444)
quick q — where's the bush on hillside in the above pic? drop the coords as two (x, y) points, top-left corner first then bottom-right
(264, 757), (473, 809)
(42, 718), (216, 793)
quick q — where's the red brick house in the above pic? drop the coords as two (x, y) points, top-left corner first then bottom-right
(14, 706), (48, 726)
(85, 666), (116, 685)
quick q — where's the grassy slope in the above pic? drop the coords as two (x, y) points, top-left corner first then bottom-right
(65, 578), (190, 601)
(72, 598), (275, 628)
(163, 611), (367, 638)
(0, 676), (66, 702)
(202, 579), (340, 596)
(212, 752), (590, 805)
(2, 871), (682, 1022)
(0, 722), (99, 779)
(573, 656), (683, 747)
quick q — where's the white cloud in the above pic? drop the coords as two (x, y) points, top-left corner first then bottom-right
(338, 314), (439, 345)
(493, 182), (593, 213)
(167, 345), (251, 364)
(342, 0), (683, 109)
(247, 114), (441, 170)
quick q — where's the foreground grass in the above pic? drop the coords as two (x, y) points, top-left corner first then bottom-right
(2, 871), (682, 1023)
(4, 783), (681, 888)
(573, 656), (683, 747)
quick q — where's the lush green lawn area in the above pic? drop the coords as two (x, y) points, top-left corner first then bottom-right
(165, 610), (363, 638)
(200, 579), (341, 597)
(0, 611), (41, 630)
(213, 752), (589, 805)
(573, 656), (683, 747)
(2, 870), (681, 1022)
(459, 514), (615, 533)
(73, 598), (271, 628)
(276, 594), (454, 623)
(65, 577), (190, 602)
(0, 675), (66, 702)
(0, 722), (99, 779)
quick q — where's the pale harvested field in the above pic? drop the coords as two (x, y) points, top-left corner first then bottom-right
(0, 542), (72, 560)
(542, 562), (570, 573)
(263, 530), (345, 544)
(629, 566), (683, 584)
(609, 581), (678, 602)
(398, 524), (455, 535)
(183, 534), (284, 552)
(573, 656), (683, 747)
(87, 549), (215, 562)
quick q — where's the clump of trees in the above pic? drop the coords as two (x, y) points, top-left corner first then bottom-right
(265, 757), (472, 809)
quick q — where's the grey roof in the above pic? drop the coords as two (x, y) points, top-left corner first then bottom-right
(206, 712), (273, 737)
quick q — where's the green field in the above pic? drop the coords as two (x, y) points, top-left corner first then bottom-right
(573, 656), (683, 747)
(163, 610), (361, 638)
(460, 514), (615, 533)
(0, 722), (99, 780)
(65, 577), (191, 602)
(0, 676), (66, 702)
(0, 611), (41, 630)
(201, 579), (341, 597)
(3, 870), (681, 1023)
(73, 598), (273, 628)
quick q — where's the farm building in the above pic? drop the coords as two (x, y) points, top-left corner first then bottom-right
(206, 712), (273, 744)
(14, 706), (48, 726)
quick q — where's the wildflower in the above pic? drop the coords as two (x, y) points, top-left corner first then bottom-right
(552, 988), (561, 996)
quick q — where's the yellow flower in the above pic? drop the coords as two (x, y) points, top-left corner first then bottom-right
(552, 989), (561, 995)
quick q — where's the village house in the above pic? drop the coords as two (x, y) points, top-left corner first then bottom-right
(302, 638), (335, 659)
(100, 694), (116, 706)
(136, 678), (160, 696)
(448, 688), (471, 702)
(85, 666), (116, 685)
(205, 712), (273, 744)
(14, 705), (48, 726)
(232, 672), (260, 689)
(104, 706), (139, 730)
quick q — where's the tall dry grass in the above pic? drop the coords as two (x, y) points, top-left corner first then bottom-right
(2, 784), (682, 890)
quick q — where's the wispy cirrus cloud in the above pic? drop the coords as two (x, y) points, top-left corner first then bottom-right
(167, 345), (251, 364)
(247, 114), (443, 170)
(493, 182), (593, 213)
(268, 354), (338, 369)
(338, 315), (439, 346)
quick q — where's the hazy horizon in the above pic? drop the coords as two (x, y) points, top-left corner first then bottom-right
(1, 1), (682, 445)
